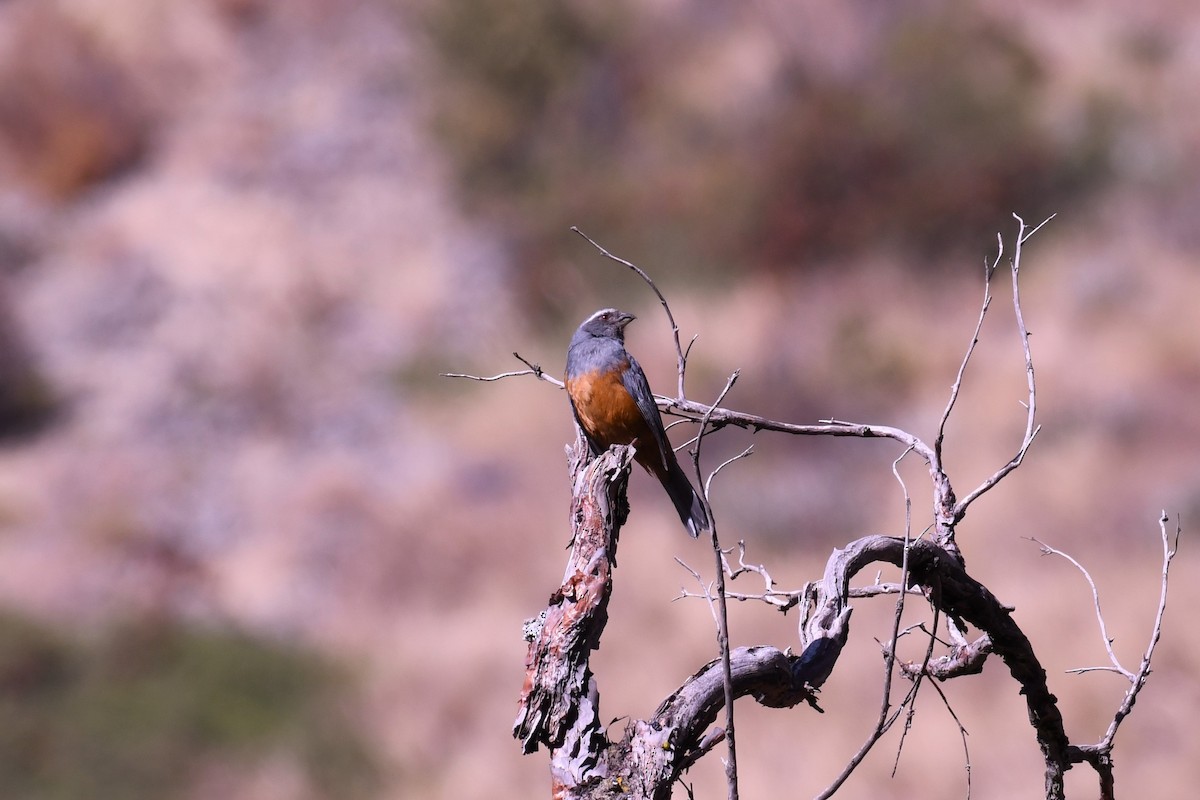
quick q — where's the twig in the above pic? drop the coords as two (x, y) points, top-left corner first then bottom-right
(693, 581), (923, 614)
(888, 448), (937, 778)
(705, 446), (754, 496)
(1065, 513), (1180, 800)
(892, 577), (941, 778)
(815, 449), (917, 799)
(1102, 514), (1178, 736)
(725, 541), (773, 585)
(573, 227), (690, 398)
(850, 583), (924, 600)
(925, 676), (973, 800)
(691, 370), (743, 800)
(1021, 213), (1057, 242)
(936, 236), (1001, 461)
(1030, 536), (1134, 680)
(676, 539), (807, 612)
(953, 214), (1053, 517)
(443, 352), (565, 388)
(675, 557), (721, 626)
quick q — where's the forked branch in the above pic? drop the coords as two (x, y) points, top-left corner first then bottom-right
(471, 220), (1174, 799)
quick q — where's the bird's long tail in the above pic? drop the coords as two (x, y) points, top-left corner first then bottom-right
(660, 459), (710, 538)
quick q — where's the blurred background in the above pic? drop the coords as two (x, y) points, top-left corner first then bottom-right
(0, 0), (1195, 797)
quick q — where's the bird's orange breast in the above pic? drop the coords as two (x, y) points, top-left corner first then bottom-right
(567, 363), (653, 450)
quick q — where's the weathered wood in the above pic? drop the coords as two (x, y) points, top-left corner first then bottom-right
(514, 439), (1078, 800)
(802, 535), (1071, 799)
(513, 438), (631, 795)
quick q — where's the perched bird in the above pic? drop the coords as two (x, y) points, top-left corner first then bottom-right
(565, 308), (710, 537)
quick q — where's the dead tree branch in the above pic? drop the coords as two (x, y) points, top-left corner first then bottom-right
(443, 352), (565, 388)
(952, 213), (1046, 517)
(572, 226), (690, 398)
(492, 219), (1175, 799)
(688, 370), (744, 800)
(513, 439), (631, 776)
(1061, 514), (1181, 800)
(515, 436), (821, 800)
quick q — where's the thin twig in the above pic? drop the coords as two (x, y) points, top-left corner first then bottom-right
(889, 447), (938, 778)
(1030, 536), (1134, 680)
(1099, 513), (1179, 742)
(936, 236), (1001, 460)
(925, 676), (973, 800)
(953, 214), (1054, 517)
(676, 542), (792, 610)
(705, 446), (754, 496)
(573, 227), (690, 398)
(850, 583), (924, 600)
(1021, 212), (1057, 241)
(690, 371), (743, 800)
(815, 448), (917, 799)
(675, 557), (721, 626)
(443, 352), (565, 388)
(1065, 513), (1180, 800)
(892, 579), (941, 777)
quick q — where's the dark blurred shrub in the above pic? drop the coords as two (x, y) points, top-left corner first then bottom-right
(422, 0), (634, 318)
(749, 9), (1114, 266)
(423, 1), (1116, 311)
(0, 4), (151, 200)
(0, 613), (379, 799)
(0, 288), (57, 441)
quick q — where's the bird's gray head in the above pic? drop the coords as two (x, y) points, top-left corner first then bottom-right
(575, 308), (636, 342)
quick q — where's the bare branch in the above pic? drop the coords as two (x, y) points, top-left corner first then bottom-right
(1021, 212), (1057, 241)
(677, 540), (814, 613)
(798, 534), (1071, 798)
(573, 227), (689, 398)
(1067, 514), (1181, 792)
(513, 439), (634, 794)
(704, 578), (923, 613)
(889, 450), (941, 779)
(925, 676), (974, 799)
(1030, 537), (1134, 680)
(850, 582), (924, 600)
(689, 369), (744, 800)
(725, 541), (774, 585)
(705, 446), (754, 497)
(936, 238), (1001, 460)
(817, 453), (918, 799)
(505, 224), (1170, 800)
(444, 352), (565, 388)
(901, 633), (993, 680)
(1062, 515), (1180, 800)
(599, 645), (821, 799)
(953, 214), (1054, 517)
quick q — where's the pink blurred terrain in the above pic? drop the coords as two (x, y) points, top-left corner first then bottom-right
(0, 1), (1196, 798)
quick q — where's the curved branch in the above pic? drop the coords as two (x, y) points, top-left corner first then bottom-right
(573, 227), (690, 398)
(799, 535), (1071, 798)
(1065, 514), (1181, 800)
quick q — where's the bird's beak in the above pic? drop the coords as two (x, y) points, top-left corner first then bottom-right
(618, 312), (636, 328)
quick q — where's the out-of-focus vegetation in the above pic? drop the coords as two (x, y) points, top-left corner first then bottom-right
(0, 612), (379, 799)
(749, 10), (1115, 263)
(424, 0), (1117, 318)
(0, 298), (57, 440)
(0, 1), (1194, 799)
(0, 4), (150, 200)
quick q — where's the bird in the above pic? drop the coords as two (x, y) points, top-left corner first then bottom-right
(565, 308), (710, 537)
